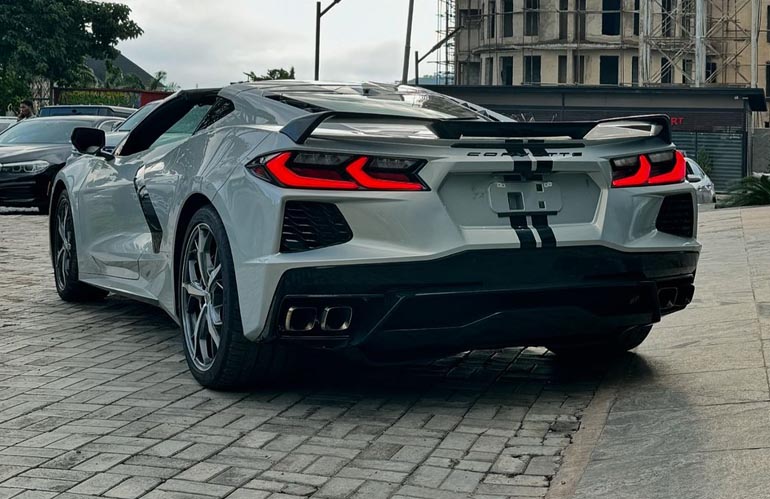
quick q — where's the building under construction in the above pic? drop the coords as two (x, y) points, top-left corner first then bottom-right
(447, 0), (764, 89)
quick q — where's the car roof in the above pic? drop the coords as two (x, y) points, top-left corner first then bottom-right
(41, 105), (135, 112)
(20, 116), (118, 123)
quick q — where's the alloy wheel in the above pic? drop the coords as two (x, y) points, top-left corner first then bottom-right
(181, 223), (224, 371)
(54, 198), (73, 291)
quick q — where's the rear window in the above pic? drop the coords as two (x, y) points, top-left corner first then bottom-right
(40, 107), (101, 117)
(0, 119), (93, 144)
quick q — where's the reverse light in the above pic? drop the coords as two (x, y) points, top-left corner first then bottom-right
(611, 150), (685, 188)
(0, 160), (50, 174)
(247, 151), (427, 191)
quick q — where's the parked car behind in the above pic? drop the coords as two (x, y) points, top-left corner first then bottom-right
(0, 115), (122, 213)
(0, 117), (16, 133)
(685, 157), (716, 203)
(104, 100), (161, 153)
(39, 105), (135, 118)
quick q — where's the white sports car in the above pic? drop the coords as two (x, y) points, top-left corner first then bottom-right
(50, 82), (700, 389)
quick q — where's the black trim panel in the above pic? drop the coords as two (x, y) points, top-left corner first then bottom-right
(133, 167), (163, 253)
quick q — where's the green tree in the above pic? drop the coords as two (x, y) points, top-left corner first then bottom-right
(244, 67), (296, 82)
(0, 0), (142, 107)
(148, 70), (180, 92)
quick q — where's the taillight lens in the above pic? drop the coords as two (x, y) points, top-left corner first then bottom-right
(247, 151), (427, 191)
(611, 150), (685, 188)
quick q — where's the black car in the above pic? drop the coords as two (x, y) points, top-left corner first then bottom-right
(0, 116), (121, 213)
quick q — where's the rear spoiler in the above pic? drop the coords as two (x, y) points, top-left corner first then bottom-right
(279, 112), (672, 145)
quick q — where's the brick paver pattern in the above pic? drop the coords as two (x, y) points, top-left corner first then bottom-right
(0, 210), (603, 499)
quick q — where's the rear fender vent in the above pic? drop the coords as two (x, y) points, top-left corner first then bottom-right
(281, 201), (353, 253)
(656, 193), (694, 238)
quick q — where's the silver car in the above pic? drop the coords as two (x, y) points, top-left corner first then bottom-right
(685, 158), (716, 204)
(50, 82), (701, 389)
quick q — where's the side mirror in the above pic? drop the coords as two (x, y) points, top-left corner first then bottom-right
(686, 174), (702, 183)
(71, 127), (112, 160)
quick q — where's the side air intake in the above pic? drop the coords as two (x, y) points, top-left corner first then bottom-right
(280, 201), (353, 253)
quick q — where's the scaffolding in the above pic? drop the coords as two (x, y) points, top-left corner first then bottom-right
(448, 0), (761, 88)
(640, 0), (760, 87)
(434, 0), (457, 84)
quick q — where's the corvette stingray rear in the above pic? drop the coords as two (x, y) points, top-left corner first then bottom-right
(50, 82), (700, 389)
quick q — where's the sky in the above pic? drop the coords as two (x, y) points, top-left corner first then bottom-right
(107, 0), (442, 88)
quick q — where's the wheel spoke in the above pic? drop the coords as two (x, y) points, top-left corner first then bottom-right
(205, 302), (222, 333)
(196, 228), (208, 281)
(58, 215), (67, 242)
(207, 264), (221, 290)
(183, 281), (207, 298)
(192, 303), (206, 358)
(209, 325), (221, 349)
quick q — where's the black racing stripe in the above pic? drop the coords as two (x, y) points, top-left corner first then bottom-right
(535, 159), (554, 173)
(509, 215), (536, 249)
(531, 214), (556, 248)
(512, 159), (533, 174)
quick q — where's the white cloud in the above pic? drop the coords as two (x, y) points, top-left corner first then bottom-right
(105, 0), (441, 88)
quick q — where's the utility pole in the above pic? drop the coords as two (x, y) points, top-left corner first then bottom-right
(414, 51), (420, 85)
(314, 0), (343, 81)
(402, 0), (415, 85)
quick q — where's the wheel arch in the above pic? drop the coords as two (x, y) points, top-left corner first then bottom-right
(173, 193), (216, 314)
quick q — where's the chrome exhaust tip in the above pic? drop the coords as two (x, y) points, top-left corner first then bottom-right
(320, 306), (353, 332)
(285, 306), (317, 332)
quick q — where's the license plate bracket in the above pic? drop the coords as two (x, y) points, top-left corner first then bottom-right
(488, 179), (562, 214)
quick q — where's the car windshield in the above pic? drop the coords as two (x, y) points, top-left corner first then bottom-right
(117, 102), (159, 132)
(0, 119), (88, 145)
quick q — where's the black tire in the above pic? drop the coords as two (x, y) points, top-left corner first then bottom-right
(178, 205), (298, 390)
(547, 325), (653, 358)
(51, 191), (109, 302)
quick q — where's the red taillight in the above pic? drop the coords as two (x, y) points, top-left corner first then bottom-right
(346, 157), (425, 191)
(648, 151), (686, 185)
(265, 152), (358, 190)
(249, 151), (427, 191)
(611, 150), (685, 188)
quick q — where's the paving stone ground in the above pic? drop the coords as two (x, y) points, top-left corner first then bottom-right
(0, 209), (605, 499)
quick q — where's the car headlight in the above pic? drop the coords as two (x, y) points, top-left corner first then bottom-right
(0, 160), (50, 174)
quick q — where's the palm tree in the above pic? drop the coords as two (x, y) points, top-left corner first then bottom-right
(720, 175), (770, 207)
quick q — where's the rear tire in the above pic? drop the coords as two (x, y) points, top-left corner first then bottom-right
(178, 205), (299, 390)
(51, 191), (108, 302)
(547, 325), (653, 358)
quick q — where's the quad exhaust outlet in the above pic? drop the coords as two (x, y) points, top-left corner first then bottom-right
(284, 305), (353, 333)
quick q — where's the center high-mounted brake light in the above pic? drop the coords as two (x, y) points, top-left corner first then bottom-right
(611, 150), (685, 188)
(247, 151), (427, 191)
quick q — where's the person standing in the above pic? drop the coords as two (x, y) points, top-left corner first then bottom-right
(17, 100), (35, 121)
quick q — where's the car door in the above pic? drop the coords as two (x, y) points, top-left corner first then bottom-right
(76, 91), (215, 281)
(76, 145), (164, 279)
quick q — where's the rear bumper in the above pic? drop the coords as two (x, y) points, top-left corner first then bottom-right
(261, 246), (699, 358)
